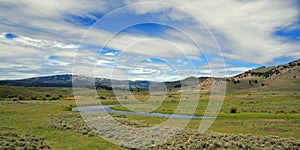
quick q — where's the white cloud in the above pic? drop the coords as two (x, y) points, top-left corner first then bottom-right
(0, 0), (299, 80)
(97, 59), (115, 66)
(198, 67), (254, 77)
(103, 52), (118, 56)
(0, 32), (78, 50)
(131, 67), (157, 74)
(126, 0), (300, 64)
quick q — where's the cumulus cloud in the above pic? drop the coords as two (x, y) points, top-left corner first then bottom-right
(0, 0), (299, 80)
(126, 0), (300, 63)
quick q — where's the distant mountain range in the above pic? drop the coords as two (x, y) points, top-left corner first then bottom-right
(0, 74), (153, 90)
(0, 59), (299, 92)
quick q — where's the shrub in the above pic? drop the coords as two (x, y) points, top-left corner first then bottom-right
(7, 95), (16, 98)
(230, 105), (238, 113)
(50, 97), (59, 100)
(254, 80), (258, 84)
(0, 132), (50, 149)
(17, 95), (25, 100)
(99, 96), (106, 100)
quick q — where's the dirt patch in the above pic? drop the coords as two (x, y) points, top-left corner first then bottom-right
(265, 127), (283, 132)
(262, 119), (289, 123)
(248, 88), (259, 92)
(176, 90), (201, 92)
(127, 95), (151, 99)
(64, 97), (75, 100)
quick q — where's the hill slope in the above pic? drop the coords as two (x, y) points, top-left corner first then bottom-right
(228, 59), (300, 92)
(198, 59), (300, 93)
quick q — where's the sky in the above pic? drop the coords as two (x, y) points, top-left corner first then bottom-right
(0, 0), (300, 81)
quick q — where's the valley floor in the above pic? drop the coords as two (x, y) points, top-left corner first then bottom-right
(0, 90), (300, 149)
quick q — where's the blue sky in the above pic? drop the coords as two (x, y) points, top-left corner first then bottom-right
(0, 0), (300, 81)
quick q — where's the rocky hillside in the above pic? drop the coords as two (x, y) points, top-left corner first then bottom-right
(229, 59), (299, 92)
(199, 59), (300, 92)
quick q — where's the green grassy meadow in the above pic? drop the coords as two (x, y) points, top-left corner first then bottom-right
(111, 91), (300, 138)
(0, 100), (123, 150)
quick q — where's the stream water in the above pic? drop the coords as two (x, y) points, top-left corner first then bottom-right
(72, 105), (216, 119)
